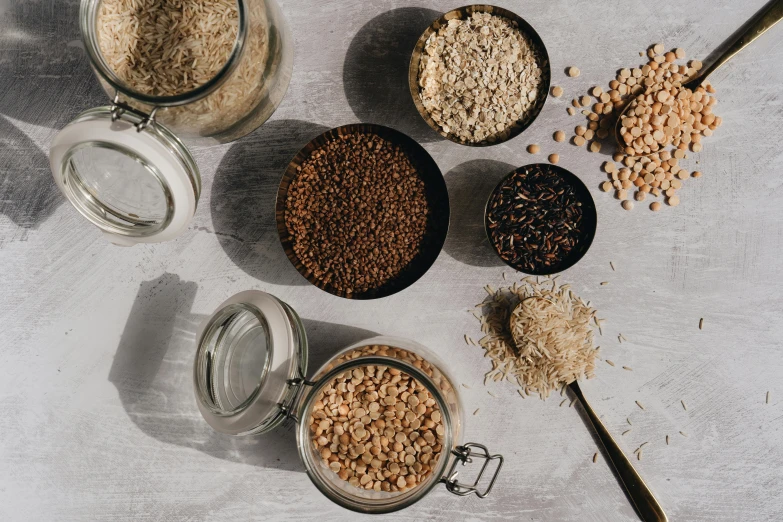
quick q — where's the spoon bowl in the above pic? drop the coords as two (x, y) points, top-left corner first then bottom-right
(614, 0), (783, 157)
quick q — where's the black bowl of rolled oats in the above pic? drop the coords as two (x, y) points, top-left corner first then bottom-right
(409, 5), (550, 147)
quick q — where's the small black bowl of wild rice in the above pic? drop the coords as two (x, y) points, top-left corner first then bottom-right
(484, 164), (597, 275)
(276, 124), (450, 299)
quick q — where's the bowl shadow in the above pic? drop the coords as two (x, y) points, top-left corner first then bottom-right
(211, 119), (329, 286)
(109, 273), (379, 472)
(442, 159), (516, 268)
(342, 7), (442, 143)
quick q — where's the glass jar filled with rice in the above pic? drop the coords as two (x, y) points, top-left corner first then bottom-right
(192, 290), (505, 513)
(86, 0), (292, 141)
(47, 1), (292, 245)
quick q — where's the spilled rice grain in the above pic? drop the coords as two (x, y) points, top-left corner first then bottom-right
(622, 429), (632, 436)
(560, 399), (568, 407)
(610, 261), (615, 271)
(636, 400), (645, 410)
(699, 318), (704, 330)
(605, 359), (616, 366)
(623, 366), (633, 371)
(681, 400), (687, 411)
(593, 452), (598, 463)
(473, 408), (480, 415)
(679, 431), (688, 437)
(766, 391), (770, 404)
(666, 435), (670, 445)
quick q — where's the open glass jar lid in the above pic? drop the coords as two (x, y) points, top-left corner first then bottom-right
(193, 290), (504, 513)
(49, 106), (201, 246)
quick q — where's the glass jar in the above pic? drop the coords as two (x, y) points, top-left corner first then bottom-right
(47, 0), (292, 246)
(193, 290), (504, 514)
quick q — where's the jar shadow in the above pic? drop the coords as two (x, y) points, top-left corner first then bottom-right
(342, 7), (442, 143)
(442, 159), (517, 268)
(0, 117), (62, 235)
(0, 1), (106, 128)
(211, 119), (328, 286)
(109, 273), (378, 472)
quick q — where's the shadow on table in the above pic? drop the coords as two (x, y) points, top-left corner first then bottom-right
(0, 117), (61, 230)
(442, 159), (515, 268)
(211, 119), (328, 286)
(343, 7), (442, 143)
(0, 1), (105, 128)
(109, 273), (377, 472)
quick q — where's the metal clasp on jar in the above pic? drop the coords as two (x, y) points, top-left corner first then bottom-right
(278, 376), (316, 424)
(442, 443), (504, 498)
(110, 91), (159, 132)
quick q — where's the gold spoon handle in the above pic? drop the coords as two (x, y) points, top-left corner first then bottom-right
(569, 382), (668, 522)
(685, 0), (783, 89)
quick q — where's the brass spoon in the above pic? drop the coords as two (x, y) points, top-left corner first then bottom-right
(614, 0), (783, 155)
(511, 299), (668, 522)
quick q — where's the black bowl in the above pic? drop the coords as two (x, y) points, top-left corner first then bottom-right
(275, 123), (450, 299)
(484, 164), (597, 275)
(408, 4), (551, 147)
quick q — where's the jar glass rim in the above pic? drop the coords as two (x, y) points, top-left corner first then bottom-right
(79, 0), (249, 107)
(296, 355), (455, 514)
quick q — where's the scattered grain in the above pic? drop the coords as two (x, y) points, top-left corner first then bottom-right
(554, 130), (566, 142)
(605, 359), (615, 366)
(549, 153), (560, 164)
(568, 66), (581, 77)
(635, 400), (645, 410)
(552, 85), (564, 97)
(528, 144), (541, 154)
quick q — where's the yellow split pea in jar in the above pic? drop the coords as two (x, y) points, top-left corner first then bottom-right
(193, 291), (504, 514)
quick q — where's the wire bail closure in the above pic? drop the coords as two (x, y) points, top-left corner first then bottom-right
(278, 377), (315, 424)
(443, 443), (504, 498)
(110, 92), (159, 132)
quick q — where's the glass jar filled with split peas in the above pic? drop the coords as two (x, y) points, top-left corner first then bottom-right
(47, 0), (292, 246)
(193, 290), (504, 513)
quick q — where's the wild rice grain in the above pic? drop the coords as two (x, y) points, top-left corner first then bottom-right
(622, 429), (632, 436)
(559, 399), (568, 407)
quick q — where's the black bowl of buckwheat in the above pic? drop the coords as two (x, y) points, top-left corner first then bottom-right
(276, 124), (450, 299)
(409, 5), (551, 146)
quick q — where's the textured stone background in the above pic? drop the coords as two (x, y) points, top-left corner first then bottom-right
(1, 1), (782, 520)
